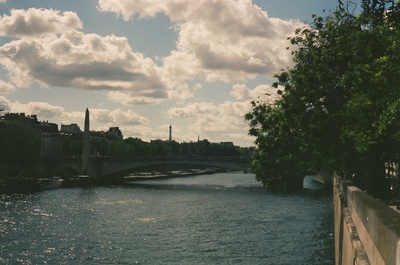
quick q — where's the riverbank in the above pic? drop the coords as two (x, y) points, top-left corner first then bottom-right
(0, 169), (224, 194)
(0, 178), (41, 194)
(124, 168), (222, 182)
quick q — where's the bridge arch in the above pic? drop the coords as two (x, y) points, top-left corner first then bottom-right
(93, 156), (250, 179)
(44, 156), (251, 182)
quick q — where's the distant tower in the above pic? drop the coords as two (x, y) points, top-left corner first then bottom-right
(81, 108), (91, 175)
(169, 123), (172, 142)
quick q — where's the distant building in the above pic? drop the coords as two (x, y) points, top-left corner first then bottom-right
(0, 112), (61, 157)
(87, 127), (123, 141)
(39, 121), (61, 157)
(0, 113), (40, 129)
(40, 121), (58, 133)
(60, 123), (82, 136)
(220, 142), (234, 147)
(106, 127), (123, 140)
(41, 131), (61, 157)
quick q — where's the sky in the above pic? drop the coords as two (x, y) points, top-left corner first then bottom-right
(0, 0), (340, 147)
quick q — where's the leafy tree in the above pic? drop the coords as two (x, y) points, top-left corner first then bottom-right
(197, 139), (212, 156)
(169, 140), (181, 155)
(61, 137), (83, 157)
(180, 142), (197, 156)
(124, 137), (149, 155)
(245, 100), (312, 190)
(149, 139), (169, 156)
(246, 0), (400, 196)
(92, 138), (108, 156)
(107, 140), (135, 156)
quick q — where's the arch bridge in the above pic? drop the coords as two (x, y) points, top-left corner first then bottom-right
(41, 155), (251, 183)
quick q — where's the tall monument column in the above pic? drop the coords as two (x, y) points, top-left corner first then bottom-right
(169, 123), (172, 142)
(81, 108), (91, 175)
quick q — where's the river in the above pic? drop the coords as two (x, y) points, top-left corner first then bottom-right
(0, 173), (334, 264)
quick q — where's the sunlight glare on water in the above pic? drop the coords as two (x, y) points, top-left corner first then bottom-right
(0, 172), (334, 264)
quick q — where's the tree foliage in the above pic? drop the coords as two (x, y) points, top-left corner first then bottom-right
(246, 0), (400, 196)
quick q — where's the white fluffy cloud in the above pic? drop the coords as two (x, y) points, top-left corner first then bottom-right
(0, 2), (301, 108)
(0, 31), (186, 105)
(0, 8), (82, 37)
(0, 80), (15, 94)
(7, 100), (71, 121)
(231, 83), (280, 103)
(166, 102), (218, 118)
(0, 8), (192, 105)
(0, 96), (11, 111)
(91, 108), (148, 125)
(98, 0), (304, 82)
(97, 0), (165, 19)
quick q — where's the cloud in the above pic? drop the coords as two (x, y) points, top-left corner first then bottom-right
(165, 84), (272, 146)
(98, 0), (304, 82)
(0, 96), (11, 111)
(0, 96), (147, 130)
(0, 7), (193, 106)
(118, 124), (169, 141)
(0, 31), (159, 88)
(9, 101), (66, 119)
(2, 100), (77, 125)
(231, 83), (280, 102)
(0, 80), (15, 94)
(0, 2), (300, 108)
(165, 100), (254, 145)
(97, 0), (165, 19)
(166, 102), (218, 118)
(163, 82), (274, 146)
(0, 28), (192, 105)
(91, 108), (148, 125)
(190, 101), (255, 146)
(0, 8), (82, 37)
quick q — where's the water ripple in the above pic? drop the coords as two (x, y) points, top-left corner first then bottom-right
(0, 173), (334, 264)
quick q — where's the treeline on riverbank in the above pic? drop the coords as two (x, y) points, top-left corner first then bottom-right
(61, 132), (254, 159)
(88, 138), (254, 158)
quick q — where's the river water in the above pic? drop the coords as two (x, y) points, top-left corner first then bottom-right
(0, 173), (334, 264)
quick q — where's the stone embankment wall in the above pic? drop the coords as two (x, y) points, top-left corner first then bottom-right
(334, 176), (400, 265)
